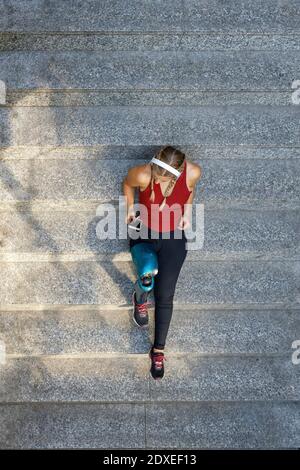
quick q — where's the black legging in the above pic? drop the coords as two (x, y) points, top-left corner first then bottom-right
(129, 227), (188, 349)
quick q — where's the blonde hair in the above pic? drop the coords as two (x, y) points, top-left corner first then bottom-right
(150, 145), (186, 211)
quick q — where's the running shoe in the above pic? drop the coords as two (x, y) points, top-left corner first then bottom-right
(132, 290), (151, 328)
(149, 345), (167, 380)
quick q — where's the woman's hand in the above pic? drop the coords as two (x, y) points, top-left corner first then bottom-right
(177, 214), (191, 230)
(125, 208), (136, 225)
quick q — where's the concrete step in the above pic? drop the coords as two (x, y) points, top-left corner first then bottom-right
(1, 0), (299, 452)
(1, 32), (300, 52)
(1, 106), (300, 147)
(0, 354), (298, 402)
(0, 259), (299, 305)
(0, 205), (299, 260)
(3, 89), (298, 107)
(1, 51), (300, 91)
(0, 305), (298, 355)
(0, 157), (299, 204)
(1, 0), (299, 33)
(1, 144), (300, 161)
(0, 402), (299, 449)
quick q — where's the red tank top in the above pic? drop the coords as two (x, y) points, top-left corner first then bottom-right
(138, 159), (192, 232)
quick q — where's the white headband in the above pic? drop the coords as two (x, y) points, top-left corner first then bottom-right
(150, 156), (181, 178)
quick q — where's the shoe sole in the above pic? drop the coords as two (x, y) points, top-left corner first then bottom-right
(132, 314), (148, 329)
(132, 291), (149, 329)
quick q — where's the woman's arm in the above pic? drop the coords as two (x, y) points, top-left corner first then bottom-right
(122, 165), (148, 223)
(179, 163), (202, 229)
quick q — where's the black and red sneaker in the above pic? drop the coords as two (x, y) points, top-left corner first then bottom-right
(132, 290), (151, 328)
(149, 345), (167, 380)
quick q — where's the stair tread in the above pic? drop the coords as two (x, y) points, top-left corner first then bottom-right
(0, 305), (298, 355)
(2, 50), (300, 91)
(1, 0), (300, 33)
(0, 354), (299, 403)
(1, 106), (300, 147)
(0, 402), (299, 449)
(0, 259), (299, 305)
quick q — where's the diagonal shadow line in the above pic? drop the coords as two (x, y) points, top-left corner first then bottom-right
(0, 120), (150, 353)
(0, 157), (152, 353)
(0, 107), (104, 318)
(0, 49), (158, 354)
(0, 160), (61, 252)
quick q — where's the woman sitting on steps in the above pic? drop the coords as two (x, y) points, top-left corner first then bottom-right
(122, 145), (202, 380)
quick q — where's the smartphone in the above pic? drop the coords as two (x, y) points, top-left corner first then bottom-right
(128, 211), (142, 232)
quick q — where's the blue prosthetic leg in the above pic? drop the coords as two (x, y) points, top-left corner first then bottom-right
(130, 243), (158, 303)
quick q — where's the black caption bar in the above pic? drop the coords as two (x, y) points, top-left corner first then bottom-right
(0, 449), (299, 465)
